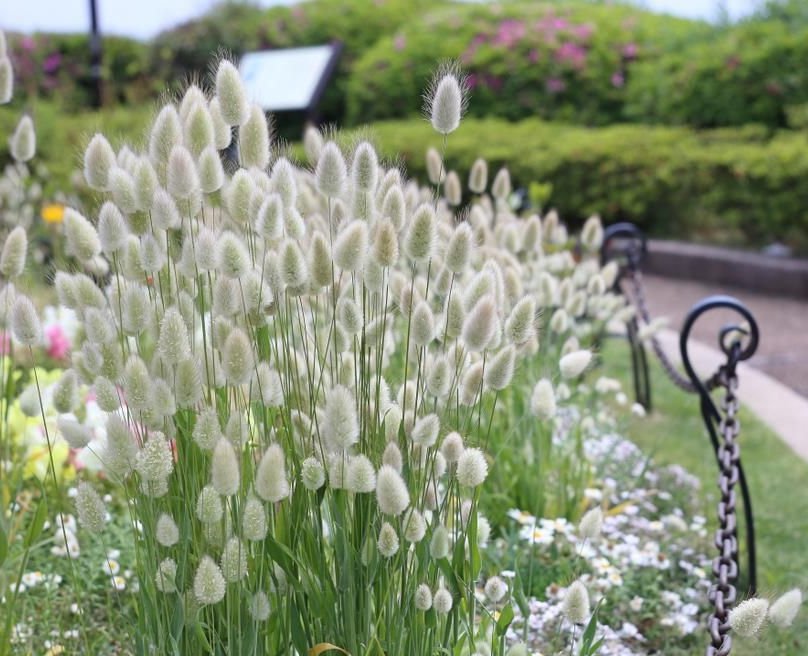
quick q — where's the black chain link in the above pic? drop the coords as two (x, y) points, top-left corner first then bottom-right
(706, 355), (741, 656)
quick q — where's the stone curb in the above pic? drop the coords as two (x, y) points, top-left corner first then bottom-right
(657, 329), (808, 462)
(645, 240), (808, 299)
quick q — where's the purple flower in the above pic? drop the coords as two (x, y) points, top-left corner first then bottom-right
(546, 77), (566, 94)
(493, 19), (525, 48)
(572, 24), (594, 41)
(528, 49), (540, 64)
(611, 72), (625, 88)
(393, 34), (406, 52)
(555, 42), (587, 70)
(21, 36), (36, 52)
(622, 43), (639, 60)
(43, 52), (62, 74)
(467, 73), (478, 90)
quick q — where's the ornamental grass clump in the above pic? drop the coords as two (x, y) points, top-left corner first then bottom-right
(11, 55), (640, 654)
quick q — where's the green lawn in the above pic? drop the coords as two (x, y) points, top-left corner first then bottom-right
(602, 340), (808, 655)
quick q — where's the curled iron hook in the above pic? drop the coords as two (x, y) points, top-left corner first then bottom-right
(600, 222), (648, 271)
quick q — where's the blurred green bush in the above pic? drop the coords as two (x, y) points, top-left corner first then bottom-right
(364, 118), (808, 252)
(624, 21), (808, 128)
(345, 1), (708, 126)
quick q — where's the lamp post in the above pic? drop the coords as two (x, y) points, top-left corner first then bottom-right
(89, 0), (102, 108)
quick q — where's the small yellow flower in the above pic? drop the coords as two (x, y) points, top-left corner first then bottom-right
(41, 203), (65, 224)
(45, 646), (65, 656)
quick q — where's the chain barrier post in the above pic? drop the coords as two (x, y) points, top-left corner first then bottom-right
(679, 296), (759, 656)
(600, 223), (652, 410)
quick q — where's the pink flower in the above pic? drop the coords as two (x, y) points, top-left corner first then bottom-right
(0, 332), (10, 356)
(393, 34), (406, 52)
(529, 49), (540, 64)
(572, 24), (594, 41)
(611, 72), (625, 88)
(555, 42), (587, 70)
(467, 73), (479, 90)
(546, 77), (566, 94)
(45, 324), (71, 360)
(622, 43), (639, 60)
(493, 19), (525, 48)
(43, 52), (62, 74)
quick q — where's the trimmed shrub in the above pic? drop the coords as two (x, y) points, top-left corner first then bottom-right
(346, 2), (708, 126)
(362, 118), (808, 252)
(625, 21), (808, 128)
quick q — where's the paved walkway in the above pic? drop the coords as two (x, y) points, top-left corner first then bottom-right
(638, 274), (808, 460)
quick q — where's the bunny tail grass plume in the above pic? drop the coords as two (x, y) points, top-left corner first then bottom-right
(485, 345), (515, 391)
(255, 443), (290, 502)
(104, 415), (137, 478)
(377, 522), (400, 558)
(352, 141), (379, 192)
(433, 586), (453, 614)
(531, 379), (556, 419)
(194, 556), (226, 605)
(403, 509), (426, 542)
(75, 482), (106, 533)
(505, 296), (536, 345)
(425, 147), (445, 185)
(155, 558), (178, 593)
(0, 56), (12, 104)
(221, 327), (254, 385)
(198, 145), (225, 193)
(316, 141), (348, 199)
(372, 219), (399, 267)
(157, 307), (191, 364)
(11, 295), (41, 345)
(64, 208), (101, 261)
(150, 188), (180, 230)
(196, 485), (224, 523)
(208, 98), (232, 149)
(280, 239), (308, 288)
(134, 156), (158, 211)
(57, 416), (90, 449)
(167, 145), (200, 200)
(382, 185), (406, 230)
(148, 105), (182, 172)
(239, 104), (271, 169)
(581, 214), (604, 252)
(404, 203), (436, 261)
(221, 536), (248, 582)
(457, 447), (488, 487)
(729, 598), (769, 637)
(429, 525), (450, 559)
(382, 442), (403, 472)
(156, 513), (180, 547)
(301, 457), (326, 491)
(768, 589), (802, 628)
(462, 294), (497, 352)
(562, 580), (591, 625)
(491, 167), (511, 201)
(1, 226), (27, 279)
(10, 115), (35, 163)
(578, 506), (603, 540)
(559, 349), (592, 379)
(211, 438), (240, 496)
(411, 413), (440, 447)
(425, 63), (468, 135)
(215, 59), (250, 126)
(53, 369), (78, 413)
(216, 231), (250, 278)
(324, 385), (359, 450)
(97, 202), (128, 254)
(376, 464), (410, 516)
(415, 584), (433, 611)
(411, 301), (435, 346)
(444, 171), (461, 206)
(440, 431), (464, 463)
(184, 102), (215, 156)
(468, 157), (488, 193)
(346, 455), (377, 494)
(136, 431), (173, 482)
(109, 167), (137, 214)
(242, 496), (267, 541)
(445, 222), (472, 273)
(484, 576), (508, 603)
(334, 220), (368, 272)
(226, 169), (256, 224)
(307, 232), (333, 288)
(270, 157), (297, 207)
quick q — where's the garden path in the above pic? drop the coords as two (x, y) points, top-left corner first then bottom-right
(640, 274), (808, 461)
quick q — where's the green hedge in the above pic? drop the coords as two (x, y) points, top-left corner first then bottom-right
(362, 118), (808, 252)
(624, 21), (808, 128)
(148, 0), (433, 123)
(346, 2), (708, 126)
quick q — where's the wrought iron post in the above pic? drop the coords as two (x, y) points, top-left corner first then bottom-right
(679, 296), (759, 656)
(600, 222), (651, 410)
(89, 0), (103, 108)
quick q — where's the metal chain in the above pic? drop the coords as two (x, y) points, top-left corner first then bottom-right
(706, 362), (741, 656)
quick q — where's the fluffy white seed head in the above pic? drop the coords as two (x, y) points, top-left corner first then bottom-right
(184, 101), (215, 156)
(198, 146), (225, 193)
(425, 147), (445, 185)
(411, 301), (435, 347)
(382, 185), (405, 231)
(729, 598), (770, 637)
(64, 208), (101, 261)
(370, 219), (398, 268)
(58, 416), (90, 449)
(429, 525), (450, 559)
(215, 60), (250, 125)
(433, 586), (453, 614)
(194, 556), (226, 605)
(216, 231), (251, 278)
(445, 223), (473, 273)
(194, 407), (223, 451)
(151, 187), (181, 230)
(415, 584), (433, 611)
(179, 84), (206, 122)
(196, 484), (223, 523)
(403, 508), (427, 543)
(382, 441), (403, 472)
(768, 589), (802, 628)
(301, 456), (326, 491)
(334, 220), (368, 272)
(157, 307), (191, 364)
(211, 438), (240, 496)
(485, 344), (515, 391)
(505, 297), (536, 345)
(468, 158), (488, 194)
(404, 203), (436, 261)
(444, 171), (461, 206)
(0, 56), (12, 104)
(324, 385), (359, 451)
(239, 104), (271, 170)
(559, 350), (592, 379)
(441, 432), (464, 463)
(316, 142), (347, 198)
(255, 443), (290, 502)
(578, 507), (603, 540)
(221, 536), (248, 582)
(352, 141), (379, 192)
(426, 67), (467, 135)
(149, 105), (182, 173)
(485, 576), (508, 603)
(11, 295), (41, 345)
(1, 226), (27, 279)
(156, 513), (180, 547)
(410, 413), (440, 447)
(167, 145), (200, 200)
(103, 415), (137, 479)
(456, 447), (488, 487)
(243, 496), (268, 541)
(221, 327), (254, 385)
(280, 240), (308, 288)
(53, 369), (79, 413)
(491, 167), (512, 200)
(270, 157), (297, 207)
(581, 215), (604, 252)
(462, 295), (497, 352)
(135, 430), (173, 481)
(10, 115), (35, 162)
(346, 455), (376, 494)
(562, 580), (591, 625)
(249, 591), (271, 621)
(531, 379), (556, 419)
(155, 558), (178, 593)
(376, 464), (410, 516)
(75, 482), (106, 533)
(97, 202), (128, 254)
(377, 522), (400, 558)
(208, 98), (232, 149)
(84, 134), (118, 191)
